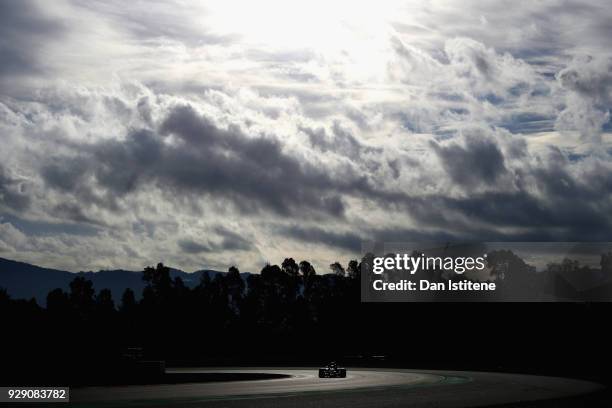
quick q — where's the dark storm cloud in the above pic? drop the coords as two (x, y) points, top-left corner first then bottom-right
(300, 122), (369, 160)
(40, 104), (381, 217)
(425, 192), (612, 241)
(34, 99), (612, 246)
(278, 225), (363, 252)
(157, 105), (351, 216)
(41, 158), (90, 193)
(0, 1), (63, 77)
(446, 192), (594, 234)
(431, 135), (507, 188)
(51, 202), (99, 225)
(304, 127), (611, 243)
(214, 226), (254, 251)
(40, 156), (123, 212)
(0, 213), (98, 237)
(399, 145), (612, 241)
(530, 149), (608, 200)
(276, 223), (531, 253)
(178, 239), (210, 254)
(178, 226), (253, 254)
(0, 165), (31, 211)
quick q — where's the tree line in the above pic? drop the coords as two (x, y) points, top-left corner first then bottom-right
(1, 258), (365, 379)
(2, 250), (612, 386)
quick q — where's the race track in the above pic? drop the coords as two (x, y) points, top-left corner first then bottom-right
(70, 368), (603, 407)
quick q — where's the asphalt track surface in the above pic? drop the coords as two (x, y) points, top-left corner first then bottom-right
(69, 368), (603, 408)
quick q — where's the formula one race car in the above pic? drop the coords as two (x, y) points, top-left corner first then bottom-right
(318, 362), (347, 378)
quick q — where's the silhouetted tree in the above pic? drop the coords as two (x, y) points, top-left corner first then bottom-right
(226, 266), (245, 314)
(257, 263), (298, 329)
(95, 288), (115, 313)
(6, 249), (608, 388)
(141, 263), (174, 311)
(329, 262), (345, 277)
(282, 258), (299, 277)
(600, 251), (612, 273)
(46, 288), (70, 314)
(299, 260), (316, 299)
(143, 263), (172, 296)
(299, 260), (316, 279)
(0, 287), (11, 311)
(200, 271), (211, 287)
(347, 260), (359, 279)
(69, 276), (95, 317)
(172, 276), (189, 303)
(120, 288), (137, 313)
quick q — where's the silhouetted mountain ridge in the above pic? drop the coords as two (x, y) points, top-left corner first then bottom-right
(0, 257), (249, 305)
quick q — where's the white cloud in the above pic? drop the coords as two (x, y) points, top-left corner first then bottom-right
(0, 0), (610, 272)
(555, 56), (612, 144)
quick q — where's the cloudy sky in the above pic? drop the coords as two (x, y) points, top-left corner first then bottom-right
(0, 0), (611, 273)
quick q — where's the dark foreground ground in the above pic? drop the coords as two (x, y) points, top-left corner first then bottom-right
(22, 368), (604, 408)
(4, 289), (612, 407)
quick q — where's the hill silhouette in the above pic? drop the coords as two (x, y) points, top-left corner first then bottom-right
(0, 257), (248, 305)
